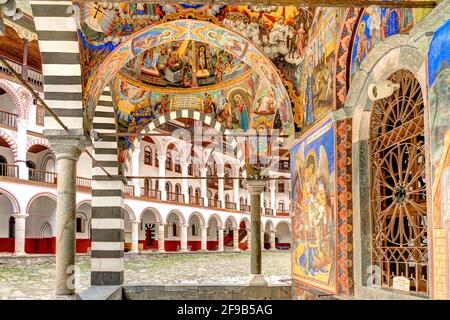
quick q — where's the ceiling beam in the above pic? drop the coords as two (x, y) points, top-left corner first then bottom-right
(74, 0), (438, 9)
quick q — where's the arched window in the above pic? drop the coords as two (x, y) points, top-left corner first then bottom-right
(155, 180), (159, 191)
(8, 216), (15, 238)
(188, 187), (193, 196)
(175, 184), (181, 194)
(172, 222), (178, 237)
(278, 200), (285, 211)
(188, 164), (193, 176)
(144, 178), (152, 190)
(155, 150), (159, 167)
(165, 152), (172, 170)
(278, 180), (285, 193)
(144, 146), (152, 165)
(195, 188), (200, 198)
(369, 69), (427, 293)
(0, 155), (7, 176)
(225, 194), (230, 203)
(240, 197), (244, 204)
(191, 222), (198, 236)
(165, 182), (172, 193)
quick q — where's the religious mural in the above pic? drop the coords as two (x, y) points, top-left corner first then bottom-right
(350, 6), (431, 79)
(428, 19), (450, 224)
(291, 117), (336, 292)
(295, 8), (337, 129)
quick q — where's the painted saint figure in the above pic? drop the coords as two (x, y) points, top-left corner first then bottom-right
(233, 93), (250, 132)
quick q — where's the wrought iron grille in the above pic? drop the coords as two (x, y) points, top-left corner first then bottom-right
(369, 69), (428, 294)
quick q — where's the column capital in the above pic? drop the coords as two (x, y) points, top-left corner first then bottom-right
(12, 213), (29, 219)
(157, 155), (167, 162)
(245, 178), (268, 195)
(131, 220), (141, 225)
(45, 131), (90, 161)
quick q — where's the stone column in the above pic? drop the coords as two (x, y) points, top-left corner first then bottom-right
(200, 167), (208, 207)
(12, 213), (28, 255)
(180, 224), (188, 252)
(47, 133), (88, 295)
(158, 155), (167, 201)
(131, 220), (140, 253)
(245, 178), (268, 286)
(131, 148), (141, 197)
(261, 229), (265, 250)
(181, 162), (189, 204)
(270, 230), (276, 250)
(246, 228), (251, 251)
(269, 180), (277, 214)
(232, 228), (240, 252)
(16, 118), (29, 180)
(158, 224), (166, 252)
(200, 226), (207, 251)
(233, 178), (240, 211)
(218, 227), (224, 252)
(217, 168), (225, 209)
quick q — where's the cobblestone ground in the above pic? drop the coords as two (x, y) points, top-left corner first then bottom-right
(0, 251), (290, 300)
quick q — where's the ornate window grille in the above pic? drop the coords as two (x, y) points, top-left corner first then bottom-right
(369, 69), (428, 294)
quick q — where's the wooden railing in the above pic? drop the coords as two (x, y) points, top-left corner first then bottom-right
(225, 201), (236, 210)
(241, 204), (250, 212)
(28, 169), (57, 184)
(276, 209), (289, 216)
(167, 192), (184, 203)
(0, 110), (17, 128)
(124, 184), (135, 196)
(265, 208), (274, 215)
(0, 163), (19, 178)
(76, 177), (92, 189)
(141, 187), (161, 200)
(208, 198), (222, 208)
(0, 56), (43, 86)
(189, 195), (204, 206)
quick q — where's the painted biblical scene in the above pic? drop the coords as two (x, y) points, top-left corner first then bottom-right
(428, 19), (450, 223)
(291, 117), (336, 292)
(119, 40), (250, 89)
(350, 6), (431, 79)
(295, 8), (336, 130)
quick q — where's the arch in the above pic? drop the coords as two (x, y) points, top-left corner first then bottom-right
(139, 207), (163, 224)
(86, 19), (294, 138)
(0, 79), (33, 119)
(275, 220), (291, 232)
(224, 215), (237, 229)
(207, 214), (223, 228)
(0, 187), (21, 213)
(265, 219), (275, 232)
(166, 209), (186, 225)
(0, 129), (18, 159)
(124, 204), (136, 221)
(76, 199), (92, 210)
(188, 211), (206, 227)
(26, 192), (57, 214)
(26, 139), (53, 153)
(144, 145), (153, 165)
(40, 221), (53, 238)
(239, 217), (250, 230)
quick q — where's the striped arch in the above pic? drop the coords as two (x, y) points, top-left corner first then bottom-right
(30, 1), (83, 130)
(26, 138), (53, 152)
(90, 86), (124, 286)
(0, 187), (21, 213)
(0, 129), (18, 159)
(0, 79), (33, 119)
(127, 110), (246, 173)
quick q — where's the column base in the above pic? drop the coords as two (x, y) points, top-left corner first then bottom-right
(232, 248), (241, 252)
(158, 249), (166, 253)
(179, 249), (189, 252)
(246, 274), (268, 286)
(130, 250), (139, 254)
(200, 249), (208, 252)
(13, 252), (27, 256)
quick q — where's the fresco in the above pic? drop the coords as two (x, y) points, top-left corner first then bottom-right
(428, 19), (450, 223)
(295, 8), (336, 129)
(119, 40), (249, 88)
(291, 117), (336, 292)
(350, 6), (431, 79)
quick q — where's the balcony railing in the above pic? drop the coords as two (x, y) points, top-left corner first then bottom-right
(265, 208), (274, 215)
(0, 56), (43, 87)
(276, 209), (289, 216)
(208, 198), (222, 208)
(76, 177), (92, 189)
(278, 160), (290, 171)
(189, 195), (204, 206)
(141, 187), (161, 200)
(0, 110), (17, 128)
(167, 192), (184, 203)
(225, 201), (236, 210)
(241, 204), (250, 212)
(124, 184), (135, 196)
(0, 163), (19, 178)
(29, 169), (57, 184)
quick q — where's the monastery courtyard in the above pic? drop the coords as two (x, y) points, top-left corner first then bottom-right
(0, 251), (290, 300)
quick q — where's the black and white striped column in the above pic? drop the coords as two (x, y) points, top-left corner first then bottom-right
(30, 0), (83, 130)
(90, 87), (125, 285)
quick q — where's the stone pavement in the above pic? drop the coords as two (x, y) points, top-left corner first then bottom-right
(0, 251), (290, 300)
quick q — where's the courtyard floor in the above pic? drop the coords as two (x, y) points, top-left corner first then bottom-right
(0, 251), (291, 300)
